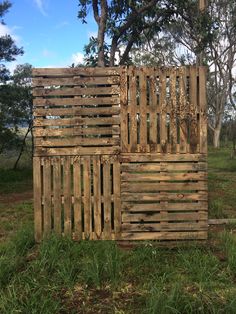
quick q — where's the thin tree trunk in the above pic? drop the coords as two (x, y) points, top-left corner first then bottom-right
(213, 128), (221, 148)
(13, 123), (32, 170)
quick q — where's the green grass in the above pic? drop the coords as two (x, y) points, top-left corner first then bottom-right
(1, 227), (236, 313)
(208, 146), (236, 218)
(0, 146), (236, 312)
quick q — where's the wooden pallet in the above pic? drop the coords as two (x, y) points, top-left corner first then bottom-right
(32, 66), (208, 242)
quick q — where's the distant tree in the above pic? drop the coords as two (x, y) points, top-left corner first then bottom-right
(160, 0), (236, 148)
(77, 0), (177, 66)
(0, 1), (23, 82)
(0, 64), (33, 169)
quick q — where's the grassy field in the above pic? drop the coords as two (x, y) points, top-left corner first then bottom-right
(0, 146), (236, 313)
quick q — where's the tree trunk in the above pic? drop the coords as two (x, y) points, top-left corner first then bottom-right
(213, 128), (221, 148)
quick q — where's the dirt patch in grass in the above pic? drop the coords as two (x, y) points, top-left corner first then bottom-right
(59, 283), (145, 314)
(0, 190), (33, 204)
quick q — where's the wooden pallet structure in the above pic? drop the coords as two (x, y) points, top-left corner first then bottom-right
(32, 66), (208, 242)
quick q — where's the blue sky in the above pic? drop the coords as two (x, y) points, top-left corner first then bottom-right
(1, 0), (97, 71)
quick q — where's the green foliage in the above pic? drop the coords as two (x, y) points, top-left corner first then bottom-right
(0, 63), (33, 157)
(0, 1), (23, 82)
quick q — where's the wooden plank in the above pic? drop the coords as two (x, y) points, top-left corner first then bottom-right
(179, 67), (188, 153)
(199, 66), (207, 153)
(121, 192), (208, 202)
(32, 67), (121, 77)
(35, 137), (120, 147)
(149, 68), (157, 152)
(129, 67), (137, 152)
(34, 146), (120, 156)
(120, 66), (128, 152)
(120, 153), (206, 162)
(63, 156), (72, 236)
(160, 68), (167, 152)
(121, 162), (207, 172)
(121, 172), (207, 181)
(139, 68), (147, 152)
(93, 156), (102, 239)
(170, 68), (177, 153)
(34, 106), (120, 117)
(103, 158), (112, 239)
(33, 86), (120, 97)
(121, 231), (207, 241)
(121, 182), (207, 192)
(122, 202), (207, 212)
(33, 76), (120, 86)
(34, 96), (120, 106)
(113, 157), (121, 238)
(43, 157), (52, 236)
(189, 66), (198, 153)
(33, 157), (42, 242)
(122, 222), (207, 232)
(52, 157), (61, 234)
(73, 157), (82, 240)
(122, 212), (207, 222)
(83, 156), (91, 239)
(34, 117), (120, 127)
(33, 126), (120, 137)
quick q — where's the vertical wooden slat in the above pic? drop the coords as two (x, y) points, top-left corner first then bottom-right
(63, 157), (72, 236)
(83, 156), (91, 239)
(189, 66), (198, 153)
(73, 157), (82, 240)
(160, 69), (167, 153)
(139, 68), (147, 152)
(53, 157), (61, 234)
(149, 68), (157, 152)
(170, 68), (177, 153)
(33, 157), (42, 242)
(129, 67), (137, 152)
(120, 66), (128, 152)
(199, 66), (207, 154)
(103, 157), (111, 239)
(43, 157), (51, 236)
(113, 156), (121, 239)
(93, 155), (102, 239)
(179, 67), (188, 153)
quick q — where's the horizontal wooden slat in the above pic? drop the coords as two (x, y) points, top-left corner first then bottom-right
(120, 154), (207, 162)
(122, 212), (207, 222)
(121, 182), (207, 192)
(121, 172), (207, 181)
(34, 146), (120, 156)
(33, 86), (120, 97)
(33, 126), (120, 137)
(34, 106), (120, 117)
(122, 202), (207, 212)
(121, 192), (207, 202)
(121, 231), (207, 240)
(122, 222), (207, 232)
(121, 162), (206, 172)
(35, 137), (120, 147)
(32, 67), (121, 76)
(34, 117), (120, 127)
(34, 97), (120, 106)
(33, 76), (120, 86)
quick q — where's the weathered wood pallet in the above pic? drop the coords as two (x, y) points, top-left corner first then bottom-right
(32, 66), (208, 242)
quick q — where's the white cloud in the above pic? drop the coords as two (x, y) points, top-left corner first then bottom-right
(55, 21), (69, 29)
(42, 49), (55, 58)
(71, 52), (84, 65)
(0, 23), (21, 44)
(34, 0), (47, 16)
